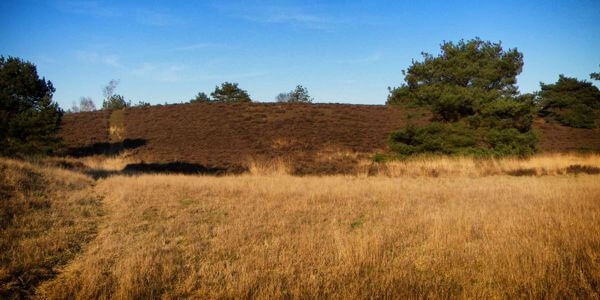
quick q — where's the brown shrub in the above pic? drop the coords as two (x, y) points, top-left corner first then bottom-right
(566, 164), (600, 175)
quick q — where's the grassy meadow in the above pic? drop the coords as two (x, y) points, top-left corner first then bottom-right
(1, 154), (600, 298)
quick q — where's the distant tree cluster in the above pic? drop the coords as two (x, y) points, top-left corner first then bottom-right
(0, 56), (63, 156)
(189, 82), (252, 104)
(70, 96), (96, 113)
(70, 80), (152, 112)
(276, 85), (313, 103)
(101, 79), (131, 110)
(386, 38), (538, 157)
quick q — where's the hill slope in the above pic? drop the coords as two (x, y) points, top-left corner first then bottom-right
(59, 103), (600, 173)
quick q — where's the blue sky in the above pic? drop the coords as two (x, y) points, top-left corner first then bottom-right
(1, 0), (599, 109)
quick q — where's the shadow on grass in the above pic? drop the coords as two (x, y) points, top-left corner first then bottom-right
(84, 162), (247, 179)
(64, 139), (147, 157)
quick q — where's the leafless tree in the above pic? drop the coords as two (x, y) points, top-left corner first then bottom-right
(79, 97), (96, 112)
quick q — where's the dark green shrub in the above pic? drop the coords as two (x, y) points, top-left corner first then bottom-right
(477, 96), (536, 132)
(189, 92), (211, 103)
(484, 128), (537, 157)
(211, 82), (252, 103)
(389, 123), (479, 156)
(556, 104), (596, 129)
(102, 94), (130, 110)
(389, 123), (537, 158)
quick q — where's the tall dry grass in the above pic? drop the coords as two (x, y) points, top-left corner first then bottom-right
(245, 152), (600, 177)
(37, 171), (600, 298)
(0, 159), (102, 297)
(373, 153), (600, 177)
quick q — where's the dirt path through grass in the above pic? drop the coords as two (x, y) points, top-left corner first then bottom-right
(0, 159), (104, 298)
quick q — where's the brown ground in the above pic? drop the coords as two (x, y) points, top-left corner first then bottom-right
(58, 103), (600, 174)
(59, 110), (111, 156)
(533, 118), (600, 152)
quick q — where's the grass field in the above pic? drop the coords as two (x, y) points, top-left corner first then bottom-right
(2, 154), (600, 298)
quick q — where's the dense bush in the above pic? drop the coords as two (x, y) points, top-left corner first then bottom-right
(386, 38), (537, 157)
(389, 123), (479, 156)
(538, 75), (599, 128)
(211, 82), (251, 103)
(189, 92), (211, 103)
(102, 95), (130, 110)
(0, 56), (63, 156)
(389, 122), (537, 157)
(189, 83), (251, 104)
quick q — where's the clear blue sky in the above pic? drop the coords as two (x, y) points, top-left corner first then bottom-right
(1, 0), (599, 109)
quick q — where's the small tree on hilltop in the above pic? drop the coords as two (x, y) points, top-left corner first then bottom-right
(210, 82), (251, 103)
(70, 100), (80, 113)
(386, 38), (537, 157)
(101, 79), (130, 110)
(189, 92), (211, 103)
(591, 65), (600, 81)
(135, 101), (151, 107)
(276, 85), (313, 103)
(79, 96), (96, 112)
(0, 56), (63, 156)
(102, 94), (130, 110)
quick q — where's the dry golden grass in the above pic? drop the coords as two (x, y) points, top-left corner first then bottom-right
(374, 152), (600, 177)
(75, 152), (139, 171)
(246, 152), (600, 177)
(2, 154), (600, 298)
(0, 159), (102, 298)
(36, 170), (600, 298)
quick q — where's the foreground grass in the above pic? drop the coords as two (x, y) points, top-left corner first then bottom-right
(37, 171), (600, 298)
(0, 159), (102, 298)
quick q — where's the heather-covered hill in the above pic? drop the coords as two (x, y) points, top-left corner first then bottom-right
(59, 103), (600, 173)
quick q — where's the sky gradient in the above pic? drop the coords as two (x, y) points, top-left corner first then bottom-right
(1, 0), (599, 109)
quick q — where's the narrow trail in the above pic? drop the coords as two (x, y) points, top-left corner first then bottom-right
(0, 159), (106, 298)
(31, 173), (110, 299)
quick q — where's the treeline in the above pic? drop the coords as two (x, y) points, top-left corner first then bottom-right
(70, 81), (313, 112)
(1, 37), (599, 158)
